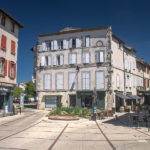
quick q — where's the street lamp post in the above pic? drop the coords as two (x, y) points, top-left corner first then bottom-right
(92, 88), (97, 121)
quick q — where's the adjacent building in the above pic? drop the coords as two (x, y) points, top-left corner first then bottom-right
(32, 26), (150, 110)
(0, 9), (23, 111)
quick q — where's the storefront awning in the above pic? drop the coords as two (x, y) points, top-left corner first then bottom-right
(128, 95), (141, 99)
(116, 93), (130, 99)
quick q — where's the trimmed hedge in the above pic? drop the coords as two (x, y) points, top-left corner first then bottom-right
(50, 107), (92, 116)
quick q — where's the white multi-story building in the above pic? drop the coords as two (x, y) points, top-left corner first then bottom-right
(32, 26), (150, 111)
(0, 9), (23, 111)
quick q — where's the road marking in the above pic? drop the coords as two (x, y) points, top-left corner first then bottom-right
(48, 124), (68, 150)
(96, 121), (116, 150)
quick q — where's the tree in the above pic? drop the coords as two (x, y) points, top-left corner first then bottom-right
(13, 87), (23, 99)
(25, 81), (36, 99)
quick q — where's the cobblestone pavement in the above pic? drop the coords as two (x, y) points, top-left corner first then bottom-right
(0, 112), (150, 150)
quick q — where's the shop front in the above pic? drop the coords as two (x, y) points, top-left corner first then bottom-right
(76, 91), (105, 109)
(0, 86), (13, 112)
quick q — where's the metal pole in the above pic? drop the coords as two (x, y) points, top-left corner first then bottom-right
(92, 88), (97, 121)
(3, 95), (5, 117)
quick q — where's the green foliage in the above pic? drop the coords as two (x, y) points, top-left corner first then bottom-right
(25, 81), (35, 99)
(13, 87), (24, 98)
(50, 107), (92, 116)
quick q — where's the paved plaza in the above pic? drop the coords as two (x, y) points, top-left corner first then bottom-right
(0, 111), (150, 150)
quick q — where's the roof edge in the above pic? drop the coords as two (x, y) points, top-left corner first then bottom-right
(38, 26), (110, 37)
(0, 8), (24, 28)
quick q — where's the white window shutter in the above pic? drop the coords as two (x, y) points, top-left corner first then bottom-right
(48, 56), (51, 66)
(51, 41), (54, 50)
(44, 74), (51, 89)
(76, 38), (80, 48)
(85, 36), (90, 47)
(60, 55), (63, 65)
(63, 40), (67, 49)
(69, 54), (71, 64)
(86, 53), (89, 63)
(100, 52), (104, 63)
(86, 73), (90, 89)
(69, 73), (76, 90)
(56, 74), (63, 89)
(82, 53), (86, 63)
(69, 39), (72, 48)
(42, 42), (47, 51)
(82, 72), (90, 89)
(41, 56), (46, 66)
(53, 56), (57, 66)
(54, 40), (58, 50)
(96, 72), (104, 89)
(96, 52), (100, 63)
(83, 53), (89, 63)
(72, 54), (76, 64)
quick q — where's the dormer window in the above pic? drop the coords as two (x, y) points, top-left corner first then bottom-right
(1, 15), (6, 26)
(11, 22), (15, 32)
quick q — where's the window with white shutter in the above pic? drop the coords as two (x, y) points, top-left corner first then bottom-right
(69, 73), (76, 90)
(57, 55), (63, 65)
(76, 38), (80, 48)
(54, 40), (58, 50)
(96, 72), (104, 89)
(56, 73), (63, 89)
(63, 40), (67, 49)
(69, 53), (76, 64)
(46, 42), (51, 51)
(82, 72), (90, 89)
(42, 42), (47, 51)
(51, 41), (54, 50)
(60, 55), (63, 65)
(85, 36), (90, 47)
(82, 52), (90, 64)
(100, 52), (104, 63)
(53, 56), (57, 66)
(48, 56), (52, 66)
(44, 74), (51, 89)
(69, 39), (72, 48)
(95, 51), (104, 63)
(41, 56), (46, 66)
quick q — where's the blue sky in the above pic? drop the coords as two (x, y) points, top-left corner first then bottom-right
(1, 0), (150, 83)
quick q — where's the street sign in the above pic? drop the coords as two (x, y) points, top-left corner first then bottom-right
(20, 93), (25, 108)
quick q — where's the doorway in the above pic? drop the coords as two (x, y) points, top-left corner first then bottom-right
(81, 95), (93, 108)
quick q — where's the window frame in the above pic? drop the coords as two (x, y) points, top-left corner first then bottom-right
(95, 71), (105, 90)
(68, 53), (77, 65)
(68, 72), (77, 90)
(82, 71), (90, 90)
(82, 51), (90, 64)
(95, 50), (105, 63)
(56, 73), (64, 90)
(43, 73), (51, 90)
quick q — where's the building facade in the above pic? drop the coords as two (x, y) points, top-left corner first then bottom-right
(0, 9), (23, 112)
(32, 26), (150, 110)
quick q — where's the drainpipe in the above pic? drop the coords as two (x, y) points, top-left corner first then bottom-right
(123, 48), (126, 95)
